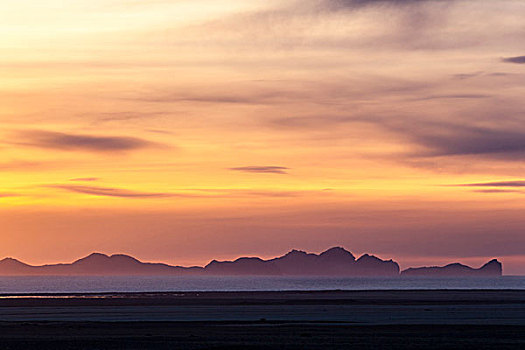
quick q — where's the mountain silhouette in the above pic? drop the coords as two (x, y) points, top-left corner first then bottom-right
(206, 247), (399, 276)
(0, 254), (201, 276)
(0, 248), (503, 277)
(0, 258), (35, 274)
(401, 259), (502, 277)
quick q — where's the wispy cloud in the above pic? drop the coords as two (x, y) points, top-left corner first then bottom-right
(46, 185), (174, 198)
(414, 94), (490, 101)
(95, 112), (165, 123)
(472, 189), (522, 194)
(0, 193), (19, 199)
(270, 113), (525, 162)
(451, 72), (513, 80)
(0, 160), (51, 171)
(451, 72), (484, 80)
(453, 180), (525, 187)
(14, 130), (158, 153)
(190, 0), (485, 52)
(69, 177), (99, 182)
(320, 0), (460, 11)
(128, 86), (308, 106)
(406, 124), (525, 159)
(44, 184), (322, 199)
(270, 115), (360, 129)
(229, 166), (290, 174)
(502, 56), (525, 64)
(145, 129), (174, 135)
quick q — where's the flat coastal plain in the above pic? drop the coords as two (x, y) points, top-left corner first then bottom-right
(0, 290), (523, 349)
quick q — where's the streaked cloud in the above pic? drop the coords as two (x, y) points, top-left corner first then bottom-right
(270, 114), (525, 161)
(46, 185), (174, 198)
(0, 160), (51, 171)
(452, 72), (484, 80)
(69, 177), (100, 182)
(502, 56), (525, 64)
(129, 86), (309, 106)
(454, 180), (525, 187)
(230, 166), (290, 174)
(44, 184), (320, 199)
(409, 125), (525, 159)
(472, 189), (522, 194)
(96, 112), (164, 122)
(320, 0), (459, 11)
(0, 193), (19, 199)
(414, 94), (490, 101)
(14, 130), (158, 153)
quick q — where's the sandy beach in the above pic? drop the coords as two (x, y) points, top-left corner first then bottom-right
(0, 290), (523, 349)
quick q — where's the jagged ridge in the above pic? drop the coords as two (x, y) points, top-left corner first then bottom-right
(205, 247), (399, 276)
(401, 259), (502, 277)
(0, 248), (502, 277)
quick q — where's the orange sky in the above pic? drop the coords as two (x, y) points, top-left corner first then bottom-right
(1, 0), (525, 274)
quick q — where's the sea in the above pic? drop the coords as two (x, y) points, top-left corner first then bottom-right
(0, 276), (524, 294)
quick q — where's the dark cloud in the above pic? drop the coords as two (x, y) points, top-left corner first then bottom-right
(472, 189), (522, 194)
(385, 121), (525, 160)
(416, 126), (525, 158)
(69, 177), (99, 182)
(271, 114), (525, 162)
(502, 56), (525, 64)
(323, 0), (456, 10)
(47, 185), (174, 198)
(454, 180), (525, 187)
(299, 0), (501, 52)
(450, 72), (515, 80)
(414, 94), (490, 101)
(452, 72), (484, 80)
(487, 72), (514, 77)
(145, 129), (174, 135)
(176, 0), (523, 55)
(16, 130), (156, 152)
(229, 166), (290, 174)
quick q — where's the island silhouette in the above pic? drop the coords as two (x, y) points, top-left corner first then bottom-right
(0, 247), (502, 277)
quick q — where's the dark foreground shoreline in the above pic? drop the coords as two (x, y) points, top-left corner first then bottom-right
(0, 290), (524, 349)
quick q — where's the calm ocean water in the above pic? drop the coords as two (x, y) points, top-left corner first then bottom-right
(0, 276), (523, 294)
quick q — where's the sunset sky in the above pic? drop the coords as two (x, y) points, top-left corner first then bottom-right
(1, 0), (525, 274)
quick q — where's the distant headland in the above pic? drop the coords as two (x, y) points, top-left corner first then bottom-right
(0, 247), (502, 277)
